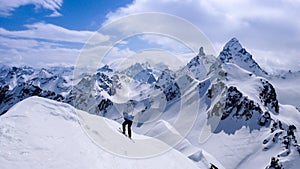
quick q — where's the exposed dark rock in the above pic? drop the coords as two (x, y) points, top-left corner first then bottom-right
(265, 157), (283, 169)
(259, 111), (271, 126)
(98, 98), (113, 115)
(222, 86), (262, 121)
(259, 79), (279, 113)
(155, 70), (181, 101)
(0, 82), (64, 115)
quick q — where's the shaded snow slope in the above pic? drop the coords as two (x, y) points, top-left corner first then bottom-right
(0, 96), (199, 169)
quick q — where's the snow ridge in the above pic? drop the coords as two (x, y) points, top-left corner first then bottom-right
(0, 96), (199, 169)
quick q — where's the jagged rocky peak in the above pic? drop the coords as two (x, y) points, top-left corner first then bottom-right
(97, 64), (113, 72)
(38, 68), (53, 78)
(223, 37), (243, 53)
(198, 46), (205, 57)
(219, 38), (244, 60)
(121, 62), (156, 84)
(0, 82), (64, 115)
(155, 69), (180, 101)
(219, 37), (268, 77)
(186, 47), (208, 80)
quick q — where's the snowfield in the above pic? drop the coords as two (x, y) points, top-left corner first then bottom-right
(0, 96), (202, 169)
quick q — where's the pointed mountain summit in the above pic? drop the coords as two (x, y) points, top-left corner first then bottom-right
(198, 46), (205, 57)
(186, 47), (208, 80)
(219, 38), (268, 77)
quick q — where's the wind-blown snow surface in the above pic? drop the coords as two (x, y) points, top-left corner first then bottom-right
(0, 96), (201, 169)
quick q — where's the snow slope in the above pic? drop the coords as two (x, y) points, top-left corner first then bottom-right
(0, 96), (199, 169)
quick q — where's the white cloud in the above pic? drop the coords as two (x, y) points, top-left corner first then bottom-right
(0, 0), (63, 17)
(0, 22), (109, 44)
(0, 36), (40, 50)
(0, 23), (130, 68)
(105, 0), (300, 72)
(250, 48), (300, 74)
(75, 44), (136, 73)
(0, 36), (80, 67)
(139, 34), (191, 52)
(0, 21), (111, 67)
(101, 13), (217, 60)
(2, 0), (300, 71)
(47, 10), (62, 17)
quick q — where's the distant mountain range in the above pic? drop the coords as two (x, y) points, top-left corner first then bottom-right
(1, 38), (299, 169)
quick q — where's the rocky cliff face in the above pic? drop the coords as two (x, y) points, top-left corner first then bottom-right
(154, 69), (181, 102)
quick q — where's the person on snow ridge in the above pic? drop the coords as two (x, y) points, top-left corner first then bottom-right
(122, 100), (135, 139)
(122, 111), (134, 139)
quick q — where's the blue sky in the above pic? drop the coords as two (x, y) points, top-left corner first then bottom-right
(0, 0), (134, 67)
(1, 0), (300, 73)
(0, 0), (132, 31)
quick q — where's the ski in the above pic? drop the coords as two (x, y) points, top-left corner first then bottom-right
(118, 127), (135, 143)
(118, 127), (127, 136)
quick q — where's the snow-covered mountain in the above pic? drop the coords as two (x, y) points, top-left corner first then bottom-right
(0, 65), (73, 92)
(0, 96), (205, 169)
(0, 66), (72, 115)
(120, 62), (156, 84)
(0, 38), (300, 169)
(219, 38), (268, 77)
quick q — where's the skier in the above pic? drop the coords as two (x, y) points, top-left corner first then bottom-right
(122, 111), (134, 139)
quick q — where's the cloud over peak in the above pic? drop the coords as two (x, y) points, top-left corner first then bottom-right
(105, 0), (300, 72)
